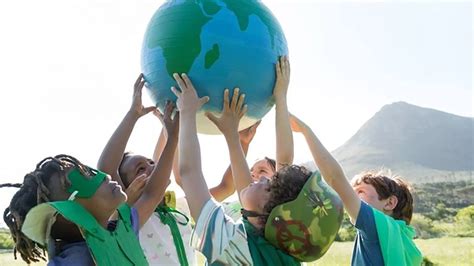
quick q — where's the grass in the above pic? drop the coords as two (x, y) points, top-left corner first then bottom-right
(1, 237), (472, 265)
(312, 237), (474, 266)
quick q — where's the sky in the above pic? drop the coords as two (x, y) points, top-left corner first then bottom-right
(0, 0), (471, 227)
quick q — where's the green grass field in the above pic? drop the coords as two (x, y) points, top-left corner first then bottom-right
(1, 237), (472, 265)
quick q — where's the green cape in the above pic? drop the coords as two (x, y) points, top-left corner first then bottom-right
(372, 208), (423, 266)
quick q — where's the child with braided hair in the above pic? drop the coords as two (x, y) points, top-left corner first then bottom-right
(1, 77), (178, 265)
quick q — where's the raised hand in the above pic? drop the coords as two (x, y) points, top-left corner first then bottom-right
(289, 113), (308, 133)
(171, 73), (209, 114)
(125, 174), (148, 205)
(206, 88), (247, 137)
(273, 56), (291, 101)
(130, 73), (157, 117)
(239, 120), (261, 145)
(159, 101), (180, 140)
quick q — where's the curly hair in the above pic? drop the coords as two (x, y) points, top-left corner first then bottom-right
(351, 170), (414, 224)
(259, 165), (312, 231)
(1, 155), (90, 264)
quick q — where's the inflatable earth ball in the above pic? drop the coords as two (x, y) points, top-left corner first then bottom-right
(141, 0), (288, 134)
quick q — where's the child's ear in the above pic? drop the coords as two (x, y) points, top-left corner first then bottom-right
(383, 195), (398, 212)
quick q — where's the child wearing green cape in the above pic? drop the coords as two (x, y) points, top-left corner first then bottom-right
(288, 114), (423, 266)
(1, 77), (178, 265)
(171, 69), (344, 265)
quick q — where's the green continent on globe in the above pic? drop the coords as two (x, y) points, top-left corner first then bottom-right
(147, 1), (212, 78)
(222, 0), (280, 48)
(204, 44), (220, 69)
(201, 0), (222, 15)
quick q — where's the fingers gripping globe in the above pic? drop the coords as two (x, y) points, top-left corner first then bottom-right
(141, 0), (288, 134)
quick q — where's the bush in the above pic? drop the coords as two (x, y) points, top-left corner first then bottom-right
(411, 214), (439, 239)
(335, 213), (356, 242)
(0, 229), (14, 249)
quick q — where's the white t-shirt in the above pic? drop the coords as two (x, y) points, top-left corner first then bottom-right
(139, 211), (197, 265)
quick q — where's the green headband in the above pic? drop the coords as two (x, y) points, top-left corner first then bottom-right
(264, 172), (344, 262)
(66, 168), (106, 199)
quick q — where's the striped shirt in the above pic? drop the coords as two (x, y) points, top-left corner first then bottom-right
(191, 198), (252, 265)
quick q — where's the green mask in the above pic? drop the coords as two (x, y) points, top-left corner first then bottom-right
(66, 168), (106, 199)
(264, 171), (344, 262)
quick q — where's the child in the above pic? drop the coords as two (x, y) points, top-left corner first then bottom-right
(288, 114), (423, 265)
(171, 71), (343, 264)
(2, 75), (178, 265)
(185, 56), (294, 221)
(97, 73), (197, 266)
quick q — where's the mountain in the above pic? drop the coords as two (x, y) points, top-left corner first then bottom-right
(331, 102), (474, 183)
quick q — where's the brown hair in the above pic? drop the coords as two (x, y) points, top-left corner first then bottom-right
(264, 157), (277, 173)
(351, 170), (414, 224)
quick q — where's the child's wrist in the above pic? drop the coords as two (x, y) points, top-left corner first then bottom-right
(126, 110), (141, 120)
(274, 95), (287, 104)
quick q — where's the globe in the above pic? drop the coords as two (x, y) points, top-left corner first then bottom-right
(141, 0), (288, 134)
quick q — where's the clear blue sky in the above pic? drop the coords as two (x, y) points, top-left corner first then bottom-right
(0, 0), (471, 227)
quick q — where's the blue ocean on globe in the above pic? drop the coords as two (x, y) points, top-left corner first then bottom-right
(141, 0), (288, 134)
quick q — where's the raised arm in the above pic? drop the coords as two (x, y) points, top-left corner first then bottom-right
(289, 114), (361, 221)
(173, 122), (259, 202)
(274, 56), (294, 170)
(152, 120), (168, 163)
(97, 73), (156, 188)
(171, 73), (211, 221)
(133, 101), (179, 227)
(206, 88), (252, 199)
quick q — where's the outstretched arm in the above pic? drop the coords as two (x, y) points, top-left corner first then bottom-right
(207, 88), (251, 200)
(274, 56), (294, 170)
(97, 74), (156, 188)
(133, 102), (179, 227)
(289, 114), (361, 221)
(173, 122), (259, 202)
(172, 73), (211, 221)
(152, 111), (168, 162)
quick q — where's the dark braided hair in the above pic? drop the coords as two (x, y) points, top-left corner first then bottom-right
(2, 154), (91, 264)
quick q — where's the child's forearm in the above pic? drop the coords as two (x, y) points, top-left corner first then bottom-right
(152, 128), (167, 162)
(135, 130), (178, 227)
(224, 132), (253, 197)
(300, 125), (361, 220)
(209, 138), (249, 202)
(143, 135), (177, 199)
(275, 97), (294, 169)
(97, 111), (139, 187)
(178, 113), (211, 220)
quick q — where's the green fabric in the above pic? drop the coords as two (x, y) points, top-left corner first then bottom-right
(372, 208), (423, 266)
(156, 205), (189, 266)
(264, 172), (344, 262)
(49, 201), (148, 266)
(66, 168), (106, 198)
(243, 219), (301, 266)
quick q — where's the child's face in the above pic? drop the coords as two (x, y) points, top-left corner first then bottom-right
(240, 176), (271, 214)
(77, 174), (127, 214)
(250, 159), (274, 182)
(120, 154), (155, 187)
(353, 182), (389, 212)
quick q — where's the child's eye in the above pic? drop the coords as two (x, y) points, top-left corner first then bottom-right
(137, 167), (146, 174)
